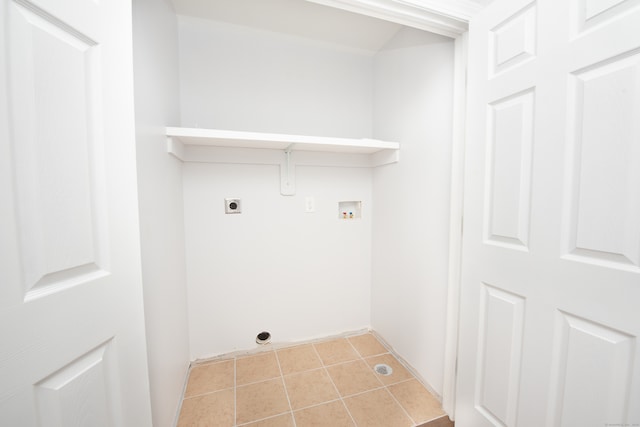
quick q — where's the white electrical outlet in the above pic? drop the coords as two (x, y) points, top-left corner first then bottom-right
(225, 198), (241, 214)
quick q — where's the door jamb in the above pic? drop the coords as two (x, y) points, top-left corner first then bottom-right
(442, 31), (469, 419)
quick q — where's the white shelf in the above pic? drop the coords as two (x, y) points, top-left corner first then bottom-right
(165, 127), (399, 154)
(165, 127), (400, 196)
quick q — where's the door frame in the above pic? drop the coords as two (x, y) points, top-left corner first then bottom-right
(306, 0), (479, 39)
(441, 31), (469, 418)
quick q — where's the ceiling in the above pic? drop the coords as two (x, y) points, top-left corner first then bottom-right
(170, 0), (489, 52)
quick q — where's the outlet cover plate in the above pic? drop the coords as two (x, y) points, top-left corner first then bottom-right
(225, 198), (241, 214)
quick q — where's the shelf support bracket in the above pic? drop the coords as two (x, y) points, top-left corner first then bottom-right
(280, 145), (296, 196)
(166, 136), (185, 161)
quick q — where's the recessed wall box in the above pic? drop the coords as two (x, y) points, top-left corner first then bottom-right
(338, 201), (361, 219)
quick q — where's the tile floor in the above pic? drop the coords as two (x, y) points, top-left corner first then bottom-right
(177, 332), (449, 427)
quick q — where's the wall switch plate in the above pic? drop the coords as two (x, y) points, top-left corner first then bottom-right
(305, 196), (315, 213)
(225, 198), (241, 214)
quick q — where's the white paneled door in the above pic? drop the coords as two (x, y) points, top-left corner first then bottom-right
(0, 0), (152, 425)
(457, 0), (640, 426)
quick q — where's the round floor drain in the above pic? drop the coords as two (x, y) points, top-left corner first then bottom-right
(256, 331), (271, 345)
(374, 363), (393, 376)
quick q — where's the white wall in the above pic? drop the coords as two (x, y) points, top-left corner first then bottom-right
(178, 17), (375, 359)
(132, 1), (190, 426)
(132, 3), (455, 420)
(371, 28), (455, 396)
(183, 163), (372, 358)
(177, 16), (374, 138)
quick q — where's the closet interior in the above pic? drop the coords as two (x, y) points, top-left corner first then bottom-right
(132, 0), (458, 424)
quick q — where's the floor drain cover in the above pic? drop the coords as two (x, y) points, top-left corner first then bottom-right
(374, 363), (393, 376)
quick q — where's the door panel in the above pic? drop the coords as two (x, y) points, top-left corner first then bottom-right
(563, 49), (640, 271)
(0, 0), (152, 425)
(485, 88), (535, 250)
(548, 312), (635, 426)
(457, 0), (640, 425)
(475, 284), (526, 426)
(34, 341), (117, 427)
(489, 2), (536, 76)
(574, 0), (640, 35)
(9, 0), (109, 301)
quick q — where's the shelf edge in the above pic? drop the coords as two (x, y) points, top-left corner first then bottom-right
(165, 127), (399, 153)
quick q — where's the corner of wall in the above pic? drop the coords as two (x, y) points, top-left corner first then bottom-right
(371, 28), (455, 395)
(132, 0), (190, 425)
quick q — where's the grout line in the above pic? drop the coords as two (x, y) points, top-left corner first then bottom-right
(345, 335), (364, 358)
(235, 411), (293, 427)
(274, 350), (297, 427)
(346, 334), (419, 426)
(183, 386), (235, 400)
(340, 397), (359, 427)
(179, 331), (444, 427)
(291, 396), (342, 413)
(346, 337), (385, 389)
(355, 337), (420, 426)
(234, 350), (287, 387)
(356, 335), (441, 427)
(310, 342), (359, 426)
(384, 385), (418, 426)
(281, 365), (325, 378)
(235, 410), (292, 427)
(235, 374), (283, 388)
(370, 330), (444, 403)
(342, 384), (388, 399)
(182, 359), (236, 400)
(319, 359), (361, 368)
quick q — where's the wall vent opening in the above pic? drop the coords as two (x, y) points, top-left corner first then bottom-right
(256, 331), (271, 345)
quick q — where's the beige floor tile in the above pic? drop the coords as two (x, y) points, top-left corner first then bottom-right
(178, 389), (234, 427)
(313, 339), (359, 366)
(326, 360), (383, 397)
(344, 388), (414, 427)
(293, 400), (355, 427)
(236, 378), (291, 424)
(241, 413), (295, 427)
(348, 333), (387, 358)
(178, 332), (448, 427)
(184, 360), (234, 398)
(237, 351), (281, 385)
(277, 344), (322, 375)
(283, 368), (339, 409)
(365, 353), (414, 385)
(389, 379), (445, 424)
